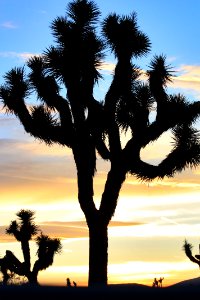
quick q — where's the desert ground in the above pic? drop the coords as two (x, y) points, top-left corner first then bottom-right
(1, 280), (200, 300)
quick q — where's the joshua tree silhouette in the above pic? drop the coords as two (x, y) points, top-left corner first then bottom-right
(183, 240), (200, 269)
(0, 209), (62, 285)
(0, 0), (200, 287)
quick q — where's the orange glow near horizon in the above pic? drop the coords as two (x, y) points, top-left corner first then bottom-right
(0, 146), (200, 287)
(35, 252), (200, 287)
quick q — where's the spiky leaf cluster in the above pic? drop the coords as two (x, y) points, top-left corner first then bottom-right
(0, 68), (29, 114)
(102, 13), (150, 59)
(6, 209), (38, 242)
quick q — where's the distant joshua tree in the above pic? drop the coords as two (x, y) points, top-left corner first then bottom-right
(0, 209), (62, 285)
(183, 240), (200, 268)
(1, 0), (200, 287)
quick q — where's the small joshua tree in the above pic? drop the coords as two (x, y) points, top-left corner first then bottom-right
(183, 239), (200, 268)
(0, 209), (62, 285)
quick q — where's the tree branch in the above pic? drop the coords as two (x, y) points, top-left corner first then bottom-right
(104, 59), (133, 159)
(99, 165), (126, 224)
(0, 68), (73, 146)
(126, 134), (200, 181)
(183, 240), (200, 266)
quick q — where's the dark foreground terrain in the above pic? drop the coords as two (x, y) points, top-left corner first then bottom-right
(1, 282), (200, 300)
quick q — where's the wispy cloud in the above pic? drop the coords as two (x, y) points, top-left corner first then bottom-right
(38, 10), (48, 14)
(0, 220), (144, 243)
(170, 65), (200, 95)
(1, 54), (199, 98)
(166, 56), (178, 63)
(0, 51), (41, 62)
(98, 61), (200, 98)
(41, 220), (143, 227)
(98, 61), (116, 73)
(1, 21), (17, 29)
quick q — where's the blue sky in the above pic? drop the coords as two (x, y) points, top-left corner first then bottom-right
(1, 0), (200, 287)
(1, 0), (200, 102)
(1, 0), (200, 72)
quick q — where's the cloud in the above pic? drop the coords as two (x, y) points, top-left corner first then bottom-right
(98, 62), (146, 80)
(140, 130), (173, 163)
(98, 61), (200, 99)
(166, 56), (177, 63)
(0, 116), (16, 126)
(41, 220), (143, 227)
(98, 62), (116, 73)
(168, 64), (200, 97)
(0, 138), (78, 206)
(1, 55), (199, 99)
(38, 10), (47, 15)
(120, 165), (200, 198)
(0, 134), (200, 211)
(0, 230), (14, 243)
(39, 220), (144, 240)
(0, 220), (144, 243)
(0, 137), (71, 163)
(0, 51), (41, 62)
(1, 21), (17, 29)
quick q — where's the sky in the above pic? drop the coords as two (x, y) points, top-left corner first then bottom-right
(1, 0), (200, 288)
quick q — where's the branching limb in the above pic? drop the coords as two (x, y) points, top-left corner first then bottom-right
(124, 124), (200, 180)
(0, 250), (26, 283)
(183, 240), (200, 266)
(87, 98), (110, 160)
(27, 56), (74, 135)
(147, 55), (172, 120)
(0, 68), (73, 146)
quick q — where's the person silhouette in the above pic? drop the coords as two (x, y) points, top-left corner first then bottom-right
(158, 277), (164, 287)
(73, 281), (77, 287)
(66, 277), (71, 287)
(152, 278), (159, 287)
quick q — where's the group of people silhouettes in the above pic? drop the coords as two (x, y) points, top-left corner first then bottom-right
(152, 277), (164, 288)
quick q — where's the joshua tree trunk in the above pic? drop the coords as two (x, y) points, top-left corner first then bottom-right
(21, 240), (31, 272)
(29, 262), (40, 285)
(88, 221), (108, 286)
(85, 167), (126, 286)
